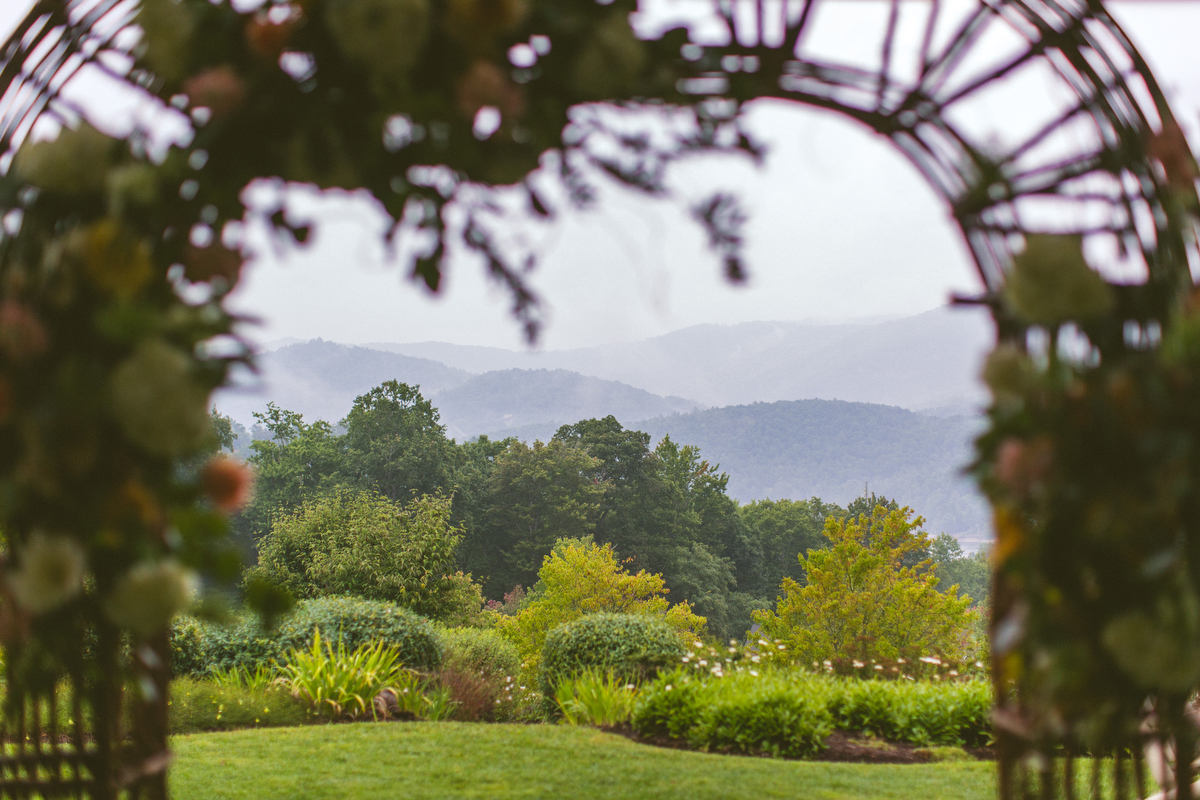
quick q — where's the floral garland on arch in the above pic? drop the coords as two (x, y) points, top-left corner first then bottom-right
(0, 0), (756, 787)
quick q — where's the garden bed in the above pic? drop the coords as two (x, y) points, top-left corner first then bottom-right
(606, 725), (994, 764)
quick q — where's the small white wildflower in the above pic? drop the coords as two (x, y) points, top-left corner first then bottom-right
(665, 685), (673, 691)
(693, 641), (703, 648)
(874, 665), (883, 671)
(682, 656), (690, 663)
(777, 644), (785, 650)
(949, 670), (958, 676)
(975, 661), (984, 669)
(698, 659), (707, 667)
(519, 685), (525, 690)
(758, 639), (769, 646)
(750, 655), (760, 663)
(852, 660), (864, 668)
(625, 685), (634, 691)
(749, 670), (759, 677)
(919, 656), (940, 664)
(823, 660), (832, 666)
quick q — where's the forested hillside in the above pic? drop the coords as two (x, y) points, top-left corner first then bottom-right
(489, 400), (988, 542)
(637, 400), (989, 542)
(225, 381), (990, 645)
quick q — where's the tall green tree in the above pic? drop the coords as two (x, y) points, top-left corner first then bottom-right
(739, 497), (842, 593)
(753, 505), (977, 664)
(339, 381), (457, 501)
(552, 417), (679, 574)
(238, 402), (344, 540)
(477, 439), (607, 595)
(930, 533), (990, 607)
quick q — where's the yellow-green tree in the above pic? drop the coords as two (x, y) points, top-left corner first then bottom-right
(752, 506), (977, 664)
(498, 537), (706, 675)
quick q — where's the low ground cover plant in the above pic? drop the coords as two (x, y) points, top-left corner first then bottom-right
(169, 678), (307, 733)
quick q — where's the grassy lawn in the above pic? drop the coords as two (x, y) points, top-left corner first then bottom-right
(169, 722), (997, 800)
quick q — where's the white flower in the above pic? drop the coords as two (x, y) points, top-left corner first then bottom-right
(104, 559), (198, 636)
(698, 659), (707, 667)
(7, 533), (86, 614)
(664, 685), (673, 692)
(750, 655), (760, 663)
(108, 339), (212, 457)
(749, 670), (759, 677)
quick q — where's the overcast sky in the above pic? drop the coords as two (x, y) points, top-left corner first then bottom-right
(3, 1), (1198, 351)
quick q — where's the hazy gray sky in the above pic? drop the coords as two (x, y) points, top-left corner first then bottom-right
(3, 1), (1197, 351)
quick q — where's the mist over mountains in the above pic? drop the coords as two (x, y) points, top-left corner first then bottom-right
(366, 306), (993, 414)
(214, 306), (993, 542)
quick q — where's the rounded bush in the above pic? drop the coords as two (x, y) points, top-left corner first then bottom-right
(540, 613), (684, 699)
(180, 596), (442, 674)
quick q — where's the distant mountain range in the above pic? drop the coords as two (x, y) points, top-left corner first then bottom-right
(433, 369), (700, 441)
(213, 308), (994, 542)
(365, 306), (993, 414)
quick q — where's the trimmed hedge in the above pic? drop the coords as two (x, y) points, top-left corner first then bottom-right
(172, 597), (442, 675)
(631, 670), (993, 758)
(541, 613), (684, 699)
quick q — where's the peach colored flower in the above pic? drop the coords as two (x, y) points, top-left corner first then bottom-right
(0, 301), (49, 363)
(456, 60), (524, 119)
(185, 66), (247, 119)
(202, 456), (254, 513)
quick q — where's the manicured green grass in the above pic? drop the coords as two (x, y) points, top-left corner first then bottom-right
(170, 722), (997, 800)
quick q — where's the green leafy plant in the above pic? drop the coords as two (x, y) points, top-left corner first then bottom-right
(279, 629), (406, 721)
(210, 663), (277, 693)
(554, 669), (638, 728)
(169, 678), (307, 733)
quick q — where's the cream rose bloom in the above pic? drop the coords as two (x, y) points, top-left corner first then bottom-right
(104, 559), (198, 637)
(7, 532), (86, 614)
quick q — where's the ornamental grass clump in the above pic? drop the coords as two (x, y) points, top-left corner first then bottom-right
(279, 629), (407, 720)
(554, 669), (638, 728)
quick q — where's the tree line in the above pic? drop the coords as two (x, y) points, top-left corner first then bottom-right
(219, 380), (988, 643)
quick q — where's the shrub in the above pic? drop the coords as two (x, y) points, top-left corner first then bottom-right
(554, 669), (638, 727)
(540, 613), (684, 700)
(169, 678), (307, 733)
(436, 626), (522, 721)
(498, 538), (706, 677)
(170, 615), (208, 677)
(632, 669), (994, 758)
(633, 671), (833, 758)
(827, 677), (992, 747)
(181, 596), (442, 675)
(439, 627), (521, 682)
